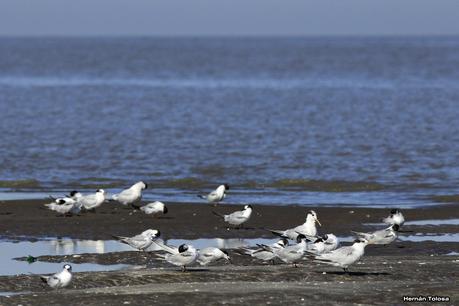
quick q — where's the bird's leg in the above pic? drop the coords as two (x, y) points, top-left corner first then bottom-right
(181, 266), (186, 272)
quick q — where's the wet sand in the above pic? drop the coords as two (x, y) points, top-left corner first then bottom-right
(1, 199), (458, 240)
(0, 200), (458, 305)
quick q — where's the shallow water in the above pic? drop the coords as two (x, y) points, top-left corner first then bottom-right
(1, 37), (459, 207)
(0, 239), (132, 276)
(1, 237), (277, 276)
(3, 232), (458, 276)
(403, 219), (459, 226)
(340, 233), (459, 243)
(364, 219), (459, 227)
(0, 291), (31, 297)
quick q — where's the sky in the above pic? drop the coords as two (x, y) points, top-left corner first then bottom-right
(0, 0), (458, 36)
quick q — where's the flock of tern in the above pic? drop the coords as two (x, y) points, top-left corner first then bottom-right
(40, 182), (405, 288)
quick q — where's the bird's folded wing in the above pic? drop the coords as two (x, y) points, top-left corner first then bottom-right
(119, 189), (134, 198)
(151, 240), (178, 254)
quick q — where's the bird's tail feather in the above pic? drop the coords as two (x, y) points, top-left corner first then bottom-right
(256, 244), (273, 252)
(266, 229), (286, 238)
(212, 211), (225, 219)
(111, 235), (127, 242)
(151, 240), (177, 254)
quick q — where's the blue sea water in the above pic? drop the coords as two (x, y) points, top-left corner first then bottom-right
(1, 36), (459, 207)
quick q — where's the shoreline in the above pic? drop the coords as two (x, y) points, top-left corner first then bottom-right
(0, 200), (458, 240)
(1, 255), (457, 305)
(0, 199), (457, 305)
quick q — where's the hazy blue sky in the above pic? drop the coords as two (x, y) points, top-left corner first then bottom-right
(1, 0), (458, 36)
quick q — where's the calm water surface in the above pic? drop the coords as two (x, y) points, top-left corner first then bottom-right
(1, 37), (459, 207)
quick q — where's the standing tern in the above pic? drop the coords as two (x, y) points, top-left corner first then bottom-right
(212, 205), (253, 228)
(306, 237), (326, 254)
(260, 234), (308, 267)
(352, 224), (399, 245)
(197, 247), (231, 266)
(383, 209), (405, 227)
(240, 238), (289, 264)
(112, 181), (148, 207)
(198, 184), (229, 206)
(44, 197), (78, 216)
(153, 241), (199, 272)
(140, 201), (168, 217)
(112, 229), (161, 251)
(307, 238), (368, 272)
(78, 189), (106, 211)
(268, 210), (321, 240)
(40, 264), (72, 289)
(323, 234), (339, 252)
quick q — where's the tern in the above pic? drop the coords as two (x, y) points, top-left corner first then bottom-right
(77, 189), (106, 211)
(112, 229), (161, 251)
(198, 184), (229, 206)
(259, 234), (308, 267)
(268, 210), (321, 240)
(153, 241), (199, 272)
(112, 181), (148, 207)
(240, 238), (289, 264)
(212, 205), (253, 228)
(197, 247), (231, 266)
(307, 238), (368, 272)
(44, 197), (77, 216)
(323, 234), (339, 252)
(40, 264), (72, 289)
(352, 224), (399, 245)
(140, 201), (168, 217)
(383, 209), (405, 227)
(306, 237), (326, 254)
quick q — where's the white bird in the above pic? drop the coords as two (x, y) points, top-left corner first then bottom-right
(112, 181), (148, 207)
(260, 234), (308, 267)
(322, 234), (339, 253)
(198, 184), (229, 206)
(65, 191), (83, 214)
(140, 201), (168, 217)
(44, 197), (77, 215)
(40, 264), (72, 289)
(65, 190), (83, 200)
(77, 189), (106, 211)
(240, 238), (289, 263)
(352, 224), (399, 245)
(112, 229), (161, 251)
(308, 239), (368, 272)
(268, 210), (321, 240)
(383, 209), (405, 227)
(306, 237), (326, 254)
(197, 247), (231, 266)
(212, 205), (253, 228)
(153, 242), (199, 272)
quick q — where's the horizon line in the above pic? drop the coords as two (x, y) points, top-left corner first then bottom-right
(1, 33), (459, 39)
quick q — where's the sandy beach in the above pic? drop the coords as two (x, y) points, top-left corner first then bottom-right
(0, 200), (457, 305)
